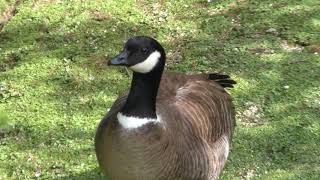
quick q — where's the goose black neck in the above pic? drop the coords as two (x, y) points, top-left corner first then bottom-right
(120, 69), (163, 118)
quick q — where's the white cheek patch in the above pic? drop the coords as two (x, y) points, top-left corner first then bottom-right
(130, 51), (161, 73)
(117, 112), (161, 129)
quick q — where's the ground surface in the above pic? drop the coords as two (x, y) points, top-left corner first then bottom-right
(0, 0), (319, 179)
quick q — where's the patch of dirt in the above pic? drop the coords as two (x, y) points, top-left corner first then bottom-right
(0, 53), (20, 72)
(239, 168), (256, 180)
(165, 36), (185, 69)
(89, 9), (112, 22)
(281, 40), (304, 52)
(50, 164), (65, 175)
(192, 2), (209, 8)
(206, 0), (247, 16)
(309, 45), (320, 54)
(0, 0), (22, 31)
(238, 102), (267, 125)
(89, 54), (107, 70)
(136, 1), (165, 15)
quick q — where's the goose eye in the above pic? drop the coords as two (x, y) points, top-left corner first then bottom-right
(141, 48), (148, 54)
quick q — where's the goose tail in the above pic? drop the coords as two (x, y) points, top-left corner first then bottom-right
(208, 73), (236, 88)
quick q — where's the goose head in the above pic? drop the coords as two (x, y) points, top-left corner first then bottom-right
(107, 36), (166, 121)
(108, 36), (166, 74)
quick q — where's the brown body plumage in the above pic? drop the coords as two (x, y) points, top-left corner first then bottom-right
(95, 72), (235, 180)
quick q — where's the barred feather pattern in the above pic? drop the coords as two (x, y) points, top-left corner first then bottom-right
(95, 72), (235, 180)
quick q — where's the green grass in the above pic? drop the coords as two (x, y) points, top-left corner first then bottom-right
(0, 0), (319, 179)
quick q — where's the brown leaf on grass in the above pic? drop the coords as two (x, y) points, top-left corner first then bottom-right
(89, 9), (112, 22)
(309, 45), (320, 54)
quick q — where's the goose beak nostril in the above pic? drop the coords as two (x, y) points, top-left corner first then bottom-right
(108, 52), (129, 66)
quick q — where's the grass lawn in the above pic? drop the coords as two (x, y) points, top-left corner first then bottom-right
(0, 0), (319, 179)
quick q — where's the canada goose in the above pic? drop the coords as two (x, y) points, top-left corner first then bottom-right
(95, 36), (236, 180)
